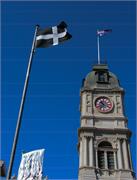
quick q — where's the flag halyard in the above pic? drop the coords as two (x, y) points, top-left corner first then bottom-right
(36, 21), (72, 48)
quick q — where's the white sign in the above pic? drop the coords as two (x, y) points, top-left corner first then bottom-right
(17, 149), (45, 180)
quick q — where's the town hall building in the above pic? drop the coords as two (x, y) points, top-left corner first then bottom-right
(78, 64), (135, 180)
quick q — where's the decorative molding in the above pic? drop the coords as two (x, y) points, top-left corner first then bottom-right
(81, 115), (128, 121)
(78, 126), (131, 134)
(81, 87), (124, 93)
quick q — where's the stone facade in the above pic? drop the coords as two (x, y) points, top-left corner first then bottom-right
(78, 64), (135, 180)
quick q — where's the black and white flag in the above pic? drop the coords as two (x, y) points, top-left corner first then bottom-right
(36, 21), (72, 48)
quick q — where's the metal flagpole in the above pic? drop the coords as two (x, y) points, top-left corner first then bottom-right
(97, 33), (100, 64)
(7, 25), (39, 180)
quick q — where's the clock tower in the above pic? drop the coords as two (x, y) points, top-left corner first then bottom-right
(78, 64), (135, 180)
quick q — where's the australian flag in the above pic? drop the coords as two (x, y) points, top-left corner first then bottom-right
(97, 29), (112, 36)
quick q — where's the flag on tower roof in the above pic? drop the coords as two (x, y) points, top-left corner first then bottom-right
(36, 21), (72, 48)
(97, 29), (112, 36)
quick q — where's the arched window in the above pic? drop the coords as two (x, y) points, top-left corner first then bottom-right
(97, 71), (109, 83)
(98, 72), (105, 82)
(98, 141), (114, 170)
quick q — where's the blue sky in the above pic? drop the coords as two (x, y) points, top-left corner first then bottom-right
(1, 1), (136, 179)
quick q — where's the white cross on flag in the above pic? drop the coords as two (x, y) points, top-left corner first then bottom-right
(17, 149), (45, 180)
(36, 21), (72, 48)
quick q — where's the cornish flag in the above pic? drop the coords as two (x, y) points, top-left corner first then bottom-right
(36, 21), (72, 48)
(97, 29), (112, 36)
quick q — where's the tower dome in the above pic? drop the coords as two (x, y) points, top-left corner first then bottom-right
(82, 64), (123, 91)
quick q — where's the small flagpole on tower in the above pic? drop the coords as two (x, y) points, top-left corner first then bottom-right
(97, 31), (100, 64)
(7, 25), (39, 180)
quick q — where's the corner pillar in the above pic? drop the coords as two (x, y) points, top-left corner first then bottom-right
(89, 136), (94, 167)
(128, 141), (133, 170)
(122, 139), (130, 170)
(83, 136), (88, 166)
(117, 139), (123, 169)
(79, 137), (83, 168)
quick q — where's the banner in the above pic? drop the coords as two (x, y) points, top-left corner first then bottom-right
(17, 149), (45, 180)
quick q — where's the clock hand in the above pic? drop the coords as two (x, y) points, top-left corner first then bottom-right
(100, 102), (105, 106)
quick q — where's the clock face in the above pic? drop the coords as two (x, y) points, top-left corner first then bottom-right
(95, 96), (113, 113)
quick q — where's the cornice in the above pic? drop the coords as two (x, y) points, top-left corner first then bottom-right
(78, 127), (132, 137)
(80, 88), (125, 94)
(81, 115), (128, 121)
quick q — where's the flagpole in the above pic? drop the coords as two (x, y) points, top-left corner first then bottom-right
(7, 25), (39, 180)
(97, 34), (100, 64)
